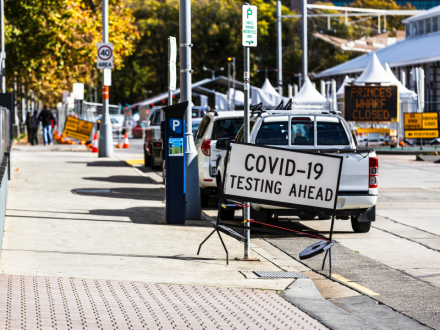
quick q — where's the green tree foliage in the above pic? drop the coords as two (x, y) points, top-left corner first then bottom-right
(5, 0), (139, 105)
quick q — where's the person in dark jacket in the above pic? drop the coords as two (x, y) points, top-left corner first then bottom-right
(24, 111), (31, 143)
(29, 111), (39, 146)
(38, 105), (56, 145)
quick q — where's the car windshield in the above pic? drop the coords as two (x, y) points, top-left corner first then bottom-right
(150, 111), (161, 125)
(211, 118), (244, 140)
(255, 119), (349, 146)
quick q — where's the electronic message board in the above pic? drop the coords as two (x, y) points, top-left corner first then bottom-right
(223, 143), (343, 212)
(344, 86), (399, 122)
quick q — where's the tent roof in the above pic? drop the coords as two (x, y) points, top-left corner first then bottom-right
(384, 63), (417, 98)
(293, 77), (327, 104)
(336, 75), (351, 96)
(355, 53), (391, 84)
(261, 78), (280, 96)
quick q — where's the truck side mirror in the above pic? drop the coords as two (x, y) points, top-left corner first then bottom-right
(216, 138), (231, 150)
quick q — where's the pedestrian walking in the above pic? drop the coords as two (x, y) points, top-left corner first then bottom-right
(38, 105), (56, 146)
(24, 111), (31, 143)
(29, 111), (39, 146)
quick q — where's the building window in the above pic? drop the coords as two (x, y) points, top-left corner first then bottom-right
(426, 18), (432, 33)
(418, 20), (425, 35)
(434, 16), (439, 32)
(412, 22), (417, 36)
(406, 23), (411, 37)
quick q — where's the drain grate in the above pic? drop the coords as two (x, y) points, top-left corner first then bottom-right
(253, 271), (309, 279)
(75, 189), (111, 193)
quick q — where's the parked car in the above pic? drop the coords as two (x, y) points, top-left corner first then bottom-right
(216, 109), (378, 233)
(194, 110), (244, 206)
(132, 123), (144, 138)
(144, 109), (163, 169)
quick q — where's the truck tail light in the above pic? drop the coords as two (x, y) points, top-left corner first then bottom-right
(201, 139), (211, 156)
(153, 142), (162, 148)
(369, 157), (378, 188)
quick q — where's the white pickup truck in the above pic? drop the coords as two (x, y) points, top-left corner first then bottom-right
(217, 110), (378, 233)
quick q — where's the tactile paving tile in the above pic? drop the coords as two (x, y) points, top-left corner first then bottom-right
(254, 271), (309, 279)
(0, 274), (327, 330)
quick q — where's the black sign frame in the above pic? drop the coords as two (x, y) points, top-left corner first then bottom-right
(222, 142), (344, 213)
(344, 85), (399, 122)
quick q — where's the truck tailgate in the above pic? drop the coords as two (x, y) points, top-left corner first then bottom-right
(338, 154), (369, 192)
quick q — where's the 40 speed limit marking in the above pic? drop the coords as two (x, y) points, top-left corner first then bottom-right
(223, 142), (343, 212)
(97, 43), (113, 69)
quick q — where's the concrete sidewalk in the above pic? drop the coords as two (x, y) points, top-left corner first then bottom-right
(0, 146), (329, 329)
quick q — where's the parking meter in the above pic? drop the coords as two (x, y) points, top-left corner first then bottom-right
(162, 101), (188, 224)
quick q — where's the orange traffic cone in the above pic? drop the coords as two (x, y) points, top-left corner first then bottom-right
(122, 133), (130, 149)
(91, 133), (99, 153)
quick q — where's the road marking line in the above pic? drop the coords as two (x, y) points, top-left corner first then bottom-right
(125, 159), (144, 166)
(332, 274), (380, 296)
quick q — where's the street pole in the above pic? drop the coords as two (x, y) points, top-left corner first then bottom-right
(99, 0), (113, 157)
(232, 58), (236, 110)
(180, 0), (201, 220)
(168, 37), (172, 106)
(243, 46), (250, 259)
(276, 0), (283, 95)
(302, 0), (308, 81)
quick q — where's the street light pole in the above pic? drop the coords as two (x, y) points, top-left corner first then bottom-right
(276, 0), (283, 95)
(180, 0), (201, 220)
(99, 0), (114, 157)
(0, 0), (5, 94)
(302, 0), (308, 81)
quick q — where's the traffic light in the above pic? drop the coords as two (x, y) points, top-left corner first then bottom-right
(227, 57), (233, 62)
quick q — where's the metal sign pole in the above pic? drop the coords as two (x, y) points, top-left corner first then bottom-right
(98, 0), (113, 157)
(180, 0), (201, 220)
(302, 0), (308, 78)
(276, 0), (282, 95)
(244, 46), (250, 259)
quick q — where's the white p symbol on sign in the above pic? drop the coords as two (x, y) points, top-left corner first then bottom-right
(171, 119), (182, 133)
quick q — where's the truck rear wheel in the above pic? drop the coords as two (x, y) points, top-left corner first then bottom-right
(219, 208), (235, 220)
(144, 147), (151, 166)
(351, 216), (371, 233)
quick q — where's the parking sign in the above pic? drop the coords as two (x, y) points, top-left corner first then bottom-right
(242, 5), (257, 47)
(97, 43), (113, 69)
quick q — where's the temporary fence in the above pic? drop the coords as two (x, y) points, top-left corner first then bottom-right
(0, 107), (12, 257)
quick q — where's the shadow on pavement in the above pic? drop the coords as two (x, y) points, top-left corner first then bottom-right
(73, 187), (164, 201)
(67, 161), (128, 167)
(83, 175), (152, 184)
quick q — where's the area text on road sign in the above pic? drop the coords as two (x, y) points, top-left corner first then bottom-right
(405, 130), (439, 139)
(223, 143), (342, 212)
(97, 43), (113, 69)
(63, 116), (94, 141)
(242, 5), (257, 47)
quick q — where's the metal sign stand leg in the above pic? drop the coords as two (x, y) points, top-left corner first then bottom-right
(197, 143), (232, 265)
(321, 210), (336, 278)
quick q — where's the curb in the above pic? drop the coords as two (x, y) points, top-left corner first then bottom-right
(280, 279), (380, 330)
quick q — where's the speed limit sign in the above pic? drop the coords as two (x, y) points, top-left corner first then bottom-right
(97, 43), (113, 69)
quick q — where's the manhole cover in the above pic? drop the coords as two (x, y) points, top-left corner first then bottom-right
(253, 271), (308, 279)
(75, 189), (111, 193)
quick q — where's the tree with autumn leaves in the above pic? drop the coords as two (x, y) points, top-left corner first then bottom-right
(5, 0), (139, 106)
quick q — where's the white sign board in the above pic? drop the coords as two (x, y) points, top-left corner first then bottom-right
(242, 5), (257, 47)
(224, 143), (342, 211)
(169, 37), (177, 91)
(97, 43), (114, 69)
(72, 83), (84, 100)
(103, 69), (112, 86)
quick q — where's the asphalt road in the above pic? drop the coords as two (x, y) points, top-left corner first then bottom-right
(259, 155), (440, 329)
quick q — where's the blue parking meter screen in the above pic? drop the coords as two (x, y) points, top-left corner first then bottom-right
(169, 138), (184, 156)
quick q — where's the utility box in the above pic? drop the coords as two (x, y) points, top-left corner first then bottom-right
(162, 101), (187, 224)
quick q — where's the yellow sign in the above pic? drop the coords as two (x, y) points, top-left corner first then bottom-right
(422, 112), (438, 129)
(404, 113), (421, 129)
(405, 130), (439, 139)
(63, 116), (94, 141)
